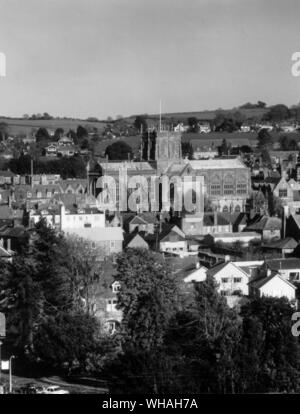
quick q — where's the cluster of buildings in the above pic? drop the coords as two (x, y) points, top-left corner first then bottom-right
(2, 126), (300, 333)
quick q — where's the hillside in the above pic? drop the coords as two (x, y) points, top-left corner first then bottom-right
(0, 117), (108, 136)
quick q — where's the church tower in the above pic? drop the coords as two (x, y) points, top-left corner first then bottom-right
(155, 130), (182, 174)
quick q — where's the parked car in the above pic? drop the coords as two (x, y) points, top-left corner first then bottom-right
(19, 383), (40, 394)
(44, 385), (69, 394)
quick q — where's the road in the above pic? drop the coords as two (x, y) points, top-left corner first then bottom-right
(1, 372), (109, 394)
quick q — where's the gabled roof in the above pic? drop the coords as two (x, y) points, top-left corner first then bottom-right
(203, 213), (231, 226)
(262, 237), (297, 250)
(251, 273), (296, 290)
(129, 215), (148, 225)
(159, 225), (186, 243)
(221, 212), (248, 226)
(246, 215), (281, 231)
(207, 261), (250, 279)
(124, 233), (149, 249)
(266, 258), (300, 271)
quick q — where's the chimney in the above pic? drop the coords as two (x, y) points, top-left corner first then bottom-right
(196, 261), (200, 269)
(7, 238), (11, 251)
(225, 255), (230, 262)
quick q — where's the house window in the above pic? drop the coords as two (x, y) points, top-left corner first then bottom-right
(84, 223), (91, 228)
(110, 241), (116, 249)
(37, 191), (42, 198)
(220, 290), (229, 296)
(210, 184), (221, 196)
(27, 192), (32, 198)
(106, 299), (118, 312)
(236, 183), (247, 194)
(234, 277), (242, 283)
(279, 189), (288, 198)
(221, 278), (228, 283)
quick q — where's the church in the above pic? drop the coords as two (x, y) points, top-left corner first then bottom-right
(88, 129), (250, 216)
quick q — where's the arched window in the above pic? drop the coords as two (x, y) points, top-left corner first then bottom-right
(223, 174), (234, 195)
(235, 205), (241, 213)
(223, 205), (229, 213)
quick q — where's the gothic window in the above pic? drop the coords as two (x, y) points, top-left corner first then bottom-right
(223, 205), (229, 213)
(236, 183), (247, 194)
(211, 184), (221, 195)
(223, 174), (234, 195)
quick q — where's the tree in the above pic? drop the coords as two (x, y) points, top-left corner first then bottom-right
(134, 116), (147, 133)
(76, 125), (88, 140)
(0, 122), (9, 141)
(115, 249), (179, 351)
(181, 142), (194, 159)
(279, 135), (297, 151)
(236, 297), (300, 393)
(264, 104), (290, 122)
(35, 127), (50, 142)
(54, 128), (64, 141)
(105, 141), (133, 160)
(219, 139), (231, 156)
(164, 276), (241, 393)
(257, 128), (272, 150)
(34, 312), (100, 373)
(105, 249), (180, 393)
(187, 117), (199, 133)
(0, 220), (109, 373)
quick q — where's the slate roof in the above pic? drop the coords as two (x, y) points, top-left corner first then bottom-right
(203, 213), (231, 226)
(246, 215), (282, 231)
(250, 273), (296, 290)
(262, 237), (297, 250)
(266, 258), (300, 271)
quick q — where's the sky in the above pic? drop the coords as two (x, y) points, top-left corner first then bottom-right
(0, 0), (300, 119)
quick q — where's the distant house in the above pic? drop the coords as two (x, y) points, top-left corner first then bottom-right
(57, 145), (79, 157)
(249, 273), (296, 302)
(240, 125), (251, 133)
(207, 261), (251, 307)
(0, 170), (18, 186)
(205, 231), (261, 246)
(128, 214), (157, 234)
(124, 233), (149, 250)
(262, 237), (298, 257)
(45, 142), (58, 157)
(263, 258), (300, 283)
(245, 215), (282, 242)
(159, 225), (187, 255)
(203, 213), (232, 234)
(183, 263), (208, 283)
(174, 123), (189, 133)
(198, 123), (211, 134)
(94, 280), (123, 335)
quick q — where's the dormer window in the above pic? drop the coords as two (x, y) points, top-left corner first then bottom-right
(112, 282), (121, 293)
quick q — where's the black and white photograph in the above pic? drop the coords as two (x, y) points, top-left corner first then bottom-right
(0, 0), (300, 401)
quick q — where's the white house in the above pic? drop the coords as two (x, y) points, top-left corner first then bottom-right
(183, 264), (208, 283)
(207, 261), (251, 302)
(250, 273), (296, 302)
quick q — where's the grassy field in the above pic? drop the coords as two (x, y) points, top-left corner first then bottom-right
(0, 117), (108, 136)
